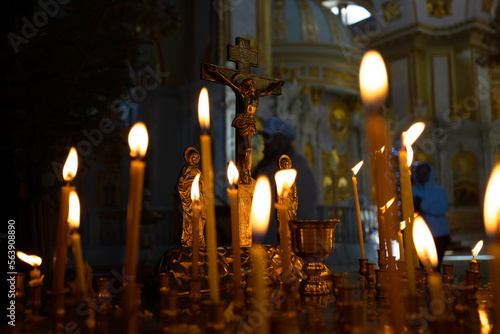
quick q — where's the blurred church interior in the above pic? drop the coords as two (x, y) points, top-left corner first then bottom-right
(4, 0), (500, 279)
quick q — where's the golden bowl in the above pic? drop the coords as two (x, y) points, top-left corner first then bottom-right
(289, 219), (338, 295)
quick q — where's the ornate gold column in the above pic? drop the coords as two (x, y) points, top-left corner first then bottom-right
(256, 0), (272, 74)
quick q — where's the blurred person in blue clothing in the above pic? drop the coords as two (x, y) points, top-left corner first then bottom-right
(412, 162), (450, 272)
(253, 117), (318, 245)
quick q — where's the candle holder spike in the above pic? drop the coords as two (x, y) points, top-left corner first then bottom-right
(442, 264), (454, 285)
(469, 260), (481, 279)
(358, 258), (368, 284)
(289, 219), (337, 296)
(206, 300), (226, 334)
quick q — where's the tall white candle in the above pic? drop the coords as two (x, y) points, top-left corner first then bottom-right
(351, 161), (365, 259)
(123, 122), (148, 312)
(68, 191), (86, 300)
(198, 87), (220, 302)
(250, 176), (271, 334)
(191, 173), (201, 280)
(483, 163), (500, 327)
(227, 162), (241, 287)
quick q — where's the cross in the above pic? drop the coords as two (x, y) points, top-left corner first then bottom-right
(201, 37), (284, 184)
(228, 38), (258, 74)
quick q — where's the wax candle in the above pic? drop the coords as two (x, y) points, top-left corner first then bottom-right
(191, 173), (201, 280)
(399, 123), (424, 295)
(471, 240), (483, 262)
(275, 169), (296, 279)
(483, 163), (500, 327)
(227, 161), (241, 287)
(360, 49), (403, 333)
(17, 251), (43, 286)
(52, 147), (78, 294)
(413, 215), (441, 314)
(67, 191), (86, 300)
(398, 221), (405, 261)
(198, 87), (220, 302)
(250, 176), (271, 334)
(123, 122), (148, 312)
(351, 161), (365, 259)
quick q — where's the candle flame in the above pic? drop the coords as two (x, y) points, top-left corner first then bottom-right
(352, 161), (364, 176)
(250, 176), (271, 238)
(67, 190), (81, 230)
(17, 251), (42, 267)
(380, 196), (395, 214)
(479, 308), (491, 334)
(484, 163), (500, 236)
(227, 161), (239, 186)
(400, 221), (406, 230)
(413, 215), (438, 269)
(191, 173), (200, 202)
(359, 50), (388, 107)
(403, 122), (425, 147)
(128, 122), (149, 158)
(472, 240), (483, 258)
(62, 147), (78, 182)
(275, 169), (297, 197)
(198, 87), (210, 131)
(402, 122), (425, 166)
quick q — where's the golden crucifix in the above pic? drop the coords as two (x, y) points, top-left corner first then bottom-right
(202, 37), (284, 247)
(202, 37), (284, 184)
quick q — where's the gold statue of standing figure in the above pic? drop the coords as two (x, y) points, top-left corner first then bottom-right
(278, 155), (298, 221)
(177, 147), (206, 248)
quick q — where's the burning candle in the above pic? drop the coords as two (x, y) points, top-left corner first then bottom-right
(198, 87), (220, 302)
(413, 215), (441, 308)
(483, 163), (500, 327)
(471, 240), (483, 263)
(351, 161), (365, 259)
(359, 51), (392, 265)
(67, 190), (86, 300)
(52, 147), (78, 294)
(400, 122), (425, 295)
(227, 162), (241, 287)
(17, 251), (43, 286)
(250, 176), (271, 334)
(191, 173), (201, 280)
(398, 221), (405, 261)
(275, 169), (297, 279)
(123, 122), (148, 312)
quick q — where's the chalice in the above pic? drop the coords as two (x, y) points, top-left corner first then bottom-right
(289, 219), (338, 295)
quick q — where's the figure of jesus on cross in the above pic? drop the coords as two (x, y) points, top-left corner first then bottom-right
(202, 37), (284, 184)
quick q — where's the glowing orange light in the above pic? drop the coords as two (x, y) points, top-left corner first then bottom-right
(400, 221), (406, 230)
(191, 173), (200, 202)
(484, 163), (500, 237)
(227, 161), (239, 186)
(67, 190), (81, 230)
(380, 196), (395, 214)
(275, 169), (297, 198)
(62, 147), (78, 182)
(352, 161), (364, 176)
(250, 176), (271, 238)
(128, 122), (149, 158)
(413, 215), (438, 269)
(17, 251), (42, 267)
(198, 88), (210, 131)
(359, 50), (388, 107)
(402, 122), (425, 166)
(472, 240), (483, 258)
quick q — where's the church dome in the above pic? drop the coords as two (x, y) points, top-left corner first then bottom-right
(271, 0), (362, 95)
